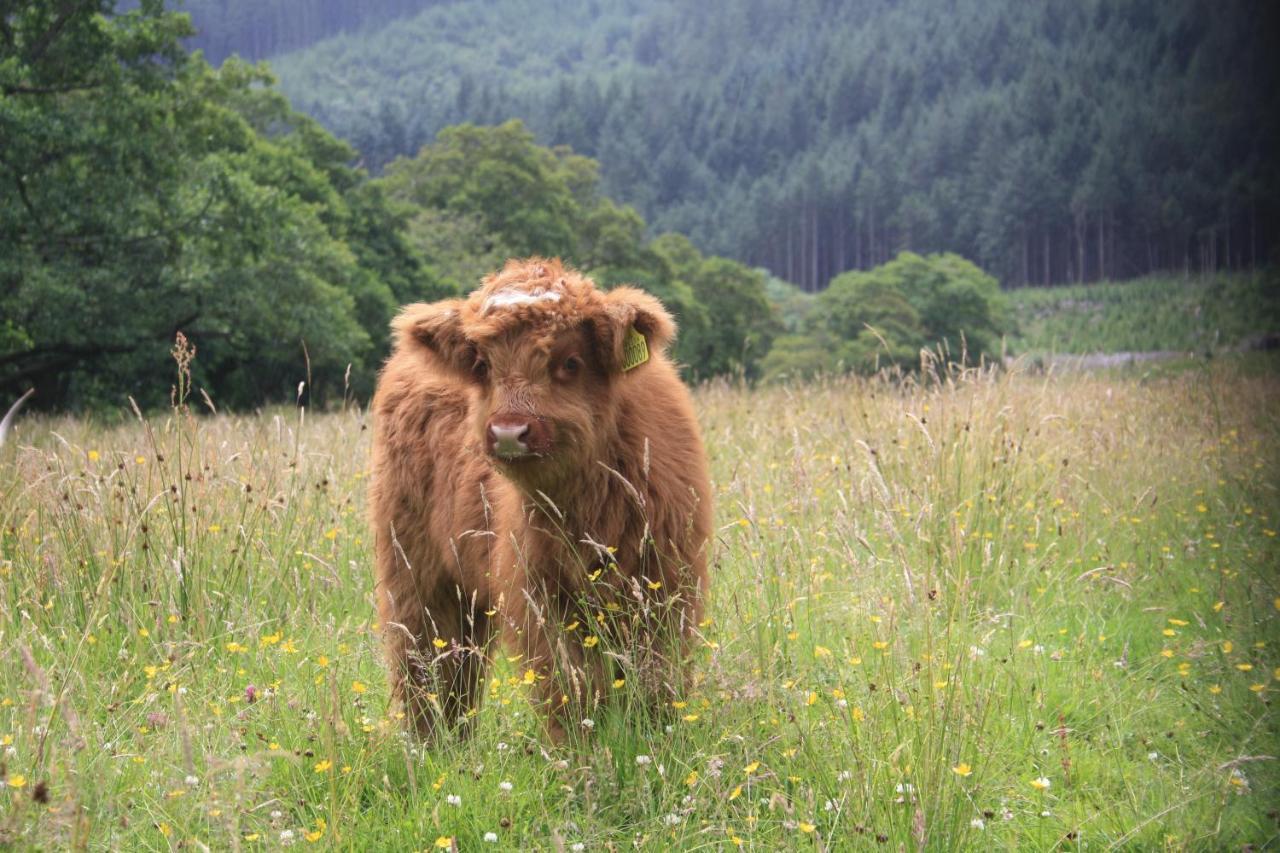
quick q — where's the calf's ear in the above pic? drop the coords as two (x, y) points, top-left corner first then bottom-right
(391, 300), (472, 372)
(593, 287), (677, 373)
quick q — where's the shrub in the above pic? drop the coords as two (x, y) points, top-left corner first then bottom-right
(763, 252), (1008, 379)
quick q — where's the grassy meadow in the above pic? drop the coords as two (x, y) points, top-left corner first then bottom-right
(1008, 272), (1279, 356)
(2, 353), (1279, 849)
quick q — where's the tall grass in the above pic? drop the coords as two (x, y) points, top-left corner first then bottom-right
(1008, 271), (1279, 355)
(1, 356), (1277, 848)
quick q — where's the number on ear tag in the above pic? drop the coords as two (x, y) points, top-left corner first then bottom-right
(621, 327), (649, 372)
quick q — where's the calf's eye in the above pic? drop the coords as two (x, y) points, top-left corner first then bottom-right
(471, 357), (489, 380)
(562, 355), (582, 374)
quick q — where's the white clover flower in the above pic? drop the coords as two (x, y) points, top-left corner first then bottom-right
(483, 832), (499, 843)
(580, 718), (595, 730)
(499, 780), (513, 792)
(570, 844), (585, 852)
(446, 794), (461, 806)
(184, 775), (199, 787)
(279, 829), (296, 846)
(836, 770), (852, 782)
(635, 754), (652, 766)
(662, 814), (681, 826)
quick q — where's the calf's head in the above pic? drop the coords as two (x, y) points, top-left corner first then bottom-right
(394, 258), (675, 488)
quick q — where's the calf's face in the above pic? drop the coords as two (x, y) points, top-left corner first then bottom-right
(471, 323), (604, 473)
(393, 264), (675, 489)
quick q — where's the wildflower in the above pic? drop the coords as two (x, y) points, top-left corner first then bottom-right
(314, 760), (332, 773)
(185, 775), (199, 787)
(8, 775), (26, 789)
(280, 829), (296, 846)
(636, 755), (652, 766)
(798, 822), (815, 833)
(814, 645), (832, 658)
(583, 636), (599, 648)
(685, 770), (698, 787)
(1222, 641), (1234, 654)
(571, 844), (585, 852)
(484, 832), (499, 843)
(446, 794), (461, 806)
(613, 678), (625, 688)
(664, 814), (682, 826)
(434, 837), (453, 849)
(971, 818), (985, 830)
(952, 763), (972, 777)
(352, 681), (367, 694)
(1209, 684), (1222, 695)
(1236, 663), (1254, 672)
(744, 761), (760, 775)
(580, 718), (594, 730)
(499, 781), (513, 792)
(433, 638), (448, 649)
(872, 641), (888, 650)
(729, 785), (743, 800)
(1030, 777), (1051, 791)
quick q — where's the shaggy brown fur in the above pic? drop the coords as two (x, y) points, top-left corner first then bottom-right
(369, 258), (712, 741)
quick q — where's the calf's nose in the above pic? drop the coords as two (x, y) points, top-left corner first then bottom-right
(488, 419), (532, 458)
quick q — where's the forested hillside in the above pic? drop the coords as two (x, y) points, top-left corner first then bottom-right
(243, 0), (1280, 289)
(179, 0), (443, 65)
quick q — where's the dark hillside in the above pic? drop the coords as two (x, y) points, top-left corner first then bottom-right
(180, 0), (445, 64)
(235, 0), (1280, 289)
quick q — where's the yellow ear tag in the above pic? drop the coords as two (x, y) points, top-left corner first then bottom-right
(621, 327), (649, 372)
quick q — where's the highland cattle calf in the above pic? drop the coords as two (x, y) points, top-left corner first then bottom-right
(369, 258), (712, 741)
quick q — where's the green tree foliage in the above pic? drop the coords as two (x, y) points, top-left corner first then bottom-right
(380, 122), (777, 379)
(762, 253), (1009, 379)
(650, 234), (778, 380)
(256, 0), (1279, 290)
(1, 1), (442, 409)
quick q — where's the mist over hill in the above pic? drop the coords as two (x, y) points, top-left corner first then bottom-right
(181, 0), (1279, 289)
